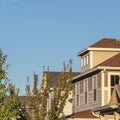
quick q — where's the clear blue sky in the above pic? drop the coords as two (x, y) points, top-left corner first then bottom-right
(1, 0), (120, 95)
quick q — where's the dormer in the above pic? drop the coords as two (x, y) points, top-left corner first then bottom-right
(78, 38), (120, 73)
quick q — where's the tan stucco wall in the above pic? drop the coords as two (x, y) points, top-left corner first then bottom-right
(92, 51), (119, 68)
(63, 92), (73, 116)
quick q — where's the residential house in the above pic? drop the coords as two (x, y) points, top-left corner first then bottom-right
(42, 71), (79, 118)
(66, 38), (120, 120)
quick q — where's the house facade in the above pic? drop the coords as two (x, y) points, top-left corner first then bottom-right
(42, 71), (79, 118)
(67, 38), (120, 120)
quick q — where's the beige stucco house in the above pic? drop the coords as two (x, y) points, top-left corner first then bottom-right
(42, 71), (79, 119)
(66, 38), (120, 120)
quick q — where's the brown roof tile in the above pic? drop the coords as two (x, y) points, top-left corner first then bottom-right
(90, 38), (120, 48)
(44, 71), (80, 87)
(99, 53), (120, 67)
(66, 109), (98, 118)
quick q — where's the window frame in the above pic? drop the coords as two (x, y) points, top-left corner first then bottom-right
(92, 75), (97, 101)
(84, 79), (88, 103)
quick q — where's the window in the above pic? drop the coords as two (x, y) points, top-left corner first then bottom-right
(84, 79), (88, 103)
(93, 76), (97, 101)
(75, 84), (80, 95)
(81, 57), (84, 67)
(84, 79), (88, 92)
(81, 54), (90, 67)
(75, 83), (80, 106)
(110, 75), (120, 95)
(86, 54), (89, 64)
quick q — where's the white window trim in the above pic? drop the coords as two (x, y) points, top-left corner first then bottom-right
(92, 75), (97, 89)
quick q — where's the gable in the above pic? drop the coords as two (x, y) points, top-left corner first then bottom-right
(98, 53), (120, 67)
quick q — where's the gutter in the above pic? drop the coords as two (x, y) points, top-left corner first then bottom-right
(72, 66), (120, 83)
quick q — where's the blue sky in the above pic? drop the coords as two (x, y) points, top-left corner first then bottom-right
(1, 0), (120, 95)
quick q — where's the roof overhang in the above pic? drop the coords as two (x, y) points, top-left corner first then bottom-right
(93, 103), (120, 115)
(98, 66), (120, 71)
(77, 47), (120, 56)
(72, 66), (120, 83)
(72, 67), (100, 83)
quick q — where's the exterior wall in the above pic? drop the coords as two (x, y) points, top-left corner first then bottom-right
(81, 51), (119, 72)
(66, 118), (99, 120)
(101, 70), (120, 106)
(47, 89), (72, 116)
(63, 92), (73, 116)
(73, 71), (102, 113)
(73, 68), (120, 113)
(106, 71), (120, 104)
(92, 51), (119, 68)
(104, 115), (114, 120)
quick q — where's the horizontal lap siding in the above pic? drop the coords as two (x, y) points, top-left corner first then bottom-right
(98, 72), (101, 88)
(73, 71), (102, 113)
(92, 51), (119, 68)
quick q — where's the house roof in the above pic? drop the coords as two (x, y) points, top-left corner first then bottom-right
(44, 71), (80, 87)
(99, 53), (120, 67)
(66, 109), (98, 118)
(78, 38), (120, 56)
(4, 96), (26, 106)
(89, 38), (120, 48)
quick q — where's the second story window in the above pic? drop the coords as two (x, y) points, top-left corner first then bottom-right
(111, 75), (120, 95)
(75, 83), (80, 106)
(84, 79), (88, 103)
(93, 76), (97, 101)
(81, 54), (90, 67)
(81, 57), (84, 67)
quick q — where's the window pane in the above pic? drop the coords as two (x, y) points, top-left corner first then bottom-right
(84, 80), (88, 92)
(76, 95), (79, 106)
(110, 75), (120, 95)
(94, 89), (97, 101)
(93, 76), (97, 89)
(115, 75), (119, 84)
(85, 92), (87, 103)
(111, 75), (114, 86)
(75, 84), (80, 95)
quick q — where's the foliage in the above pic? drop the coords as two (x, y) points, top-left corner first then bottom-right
(47, 61), (72, 120)
(25, 60), (73, 120)
(0, 49), (21, 120)
(0, 50), (8, 101)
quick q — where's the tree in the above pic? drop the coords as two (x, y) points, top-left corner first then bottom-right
(47, 61), (72, 120)
(24, 60), (73, 120)
(0, 49), (21, 120)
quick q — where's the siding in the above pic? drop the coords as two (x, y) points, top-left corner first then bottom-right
(104, 71), (108, 87)
(73, 72), (102, 113)
(88, 77), (92, 91)
(92, 51), (119, 68)
(104, 90), (108, 105)
(74, 89), (101, 113)
(98, 72), (101, 88)
(80, 81), (83, 93)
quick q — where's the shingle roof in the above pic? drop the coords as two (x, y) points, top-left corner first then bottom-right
(89, 38), (120, 48)
(99, 53), (120, 67)
(44, 71), (80, 87)
(66, 109), (98, 118)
